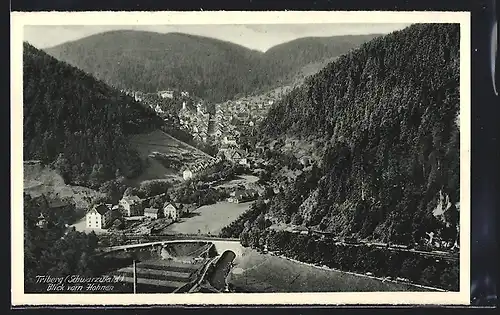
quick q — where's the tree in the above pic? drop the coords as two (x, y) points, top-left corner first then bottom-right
(255, 213), (266, 230)
(400, 257), (421, 281)
(53, 153), (71, 183)
(123, 187), (139, 197)
(440, 264), (459, 291)
(99, 180), (123, 204)
(420, 265), (438, 286)
(89, 164), (106, 189)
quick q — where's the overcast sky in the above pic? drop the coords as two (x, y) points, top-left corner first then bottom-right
(24, 23), (412, 52)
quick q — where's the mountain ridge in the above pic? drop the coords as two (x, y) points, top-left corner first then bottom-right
(43, 30), (383, 102)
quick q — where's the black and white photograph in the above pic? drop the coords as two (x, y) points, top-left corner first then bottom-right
(11, 11), (470, 306)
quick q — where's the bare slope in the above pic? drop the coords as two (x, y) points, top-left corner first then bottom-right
(23, 162), (105, 209)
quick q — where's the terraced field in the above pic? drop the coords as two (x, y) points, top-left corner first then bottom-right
(111, 259), (203, 293)
(104, 241), (215, 293)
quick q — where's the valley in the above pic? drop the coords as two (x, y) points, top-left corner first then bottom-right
(22, 23), (461, 294)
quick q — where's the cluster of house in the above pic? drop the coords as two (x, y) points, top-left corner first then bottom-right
(178, 101), (212, 143)
(33, 195), (69, 229)
(157, 90), (174, 99)
(85, 194), (189, 230)
(120, 88), (192, 116)
(218, 146), (250, 167)
(210, 103), (242, 144)
(157, 90), (190, 99)
(211, 93), (279, 139)
(120, 89), (145, 102)
(227, 188), (259, 203)
(144, 202), (189, 221)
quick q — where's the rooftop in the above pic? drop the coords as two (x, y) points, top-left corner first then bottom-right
(93, 204), (110, 215)
(144, 207), (160, 214)
(122, 195), (141, 202)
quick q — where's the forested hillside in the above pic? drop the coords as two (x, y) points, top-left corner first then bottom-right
(23, 43), (162, 188)
(44, 31), (380, 102)
(235, 23), (461, 246)
(24, 193), (131, 292)
(261, 34), (380, 88)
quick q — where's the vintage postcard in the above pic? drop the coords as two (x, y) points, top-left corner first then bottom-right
(11, 11), (471, 306)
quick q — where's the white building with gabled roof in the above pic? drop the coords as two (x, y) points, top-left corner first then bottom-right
(86, 204), (113, 229)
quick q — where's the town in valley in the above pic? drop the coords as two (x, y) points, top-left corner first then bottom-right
(22, 21), (461, 294)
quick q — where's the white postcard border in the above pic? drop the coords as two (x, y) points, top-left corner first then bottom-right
(11, 10), (471, 306)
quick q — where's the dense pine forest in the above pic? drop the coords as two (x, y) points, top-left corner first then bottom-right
(23, 43), (163, 188)
(24, 193), (99, 292)
(44, 31), (380, 102)
(262, 34), (381, 88)
(225, 23), (460, 247)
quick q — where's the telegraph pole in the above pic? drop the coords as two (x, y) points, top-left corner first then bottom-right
(133, 259), (137, 294)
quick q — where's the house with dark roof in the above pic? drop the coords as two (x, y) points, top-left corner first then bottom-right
(299, 155), (312, 167)
(163, 202), (185, 221)
(36, 212), (48, 229)
(222, 136), (238, 147)
(119, 195), (143, 217)
(86, 204), (113, 229)
(223, 148), (247, 164)
(144, 207), (162, 220)
(32, 195), (68, 210)
(227, 188), (258, 203)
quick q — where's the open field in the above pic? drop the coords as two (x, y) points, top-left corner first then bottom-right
(24, 162), (105, 209)
(165, 201), (252, 235)
(228, 248), (433, 292)
(128, 130), (213, 186)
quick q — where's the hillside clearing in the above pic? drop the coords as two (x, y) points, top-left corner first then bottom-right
(128, 130), (213, 186)
(23, 163), (105, 209)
